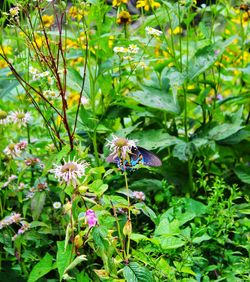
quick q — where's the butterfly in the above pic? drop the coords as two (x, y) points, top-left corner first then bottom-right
(106, 146), (162, 171)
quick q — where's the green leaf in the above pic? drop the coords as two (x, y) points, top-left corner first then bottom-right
(64, 255), (87, 274)
(28, 253), (55, 282)
(130, 233), (149, 243)
(31, 192), (46, 220)
(123, 262), (154, 282)
(153, 236), (185, 250)
(56, 241), (74, 282)
(192, 234), (211, 244)
(208, 124), (243, 141)
(234, 165), (250, 184)
(154, 219), (180, 236)
(134, 203), (157, 224)
(129, 86), (179, 115)
(128, 129), (179, 150)
(88, 179), (108, 197)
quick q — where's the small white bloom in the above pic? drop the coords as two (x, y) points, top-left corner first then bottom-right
(138, 62), (147, 69)
(145, 26), (163, 37)
(9, 110), (31, 127)
(43, 90), (59, 99)
(9, 6), (20, 17)
(106, 135), (137, 160)
(128, 44), (139, 54)
(113, 46), (128, 53)
(53, 202), (62, 209)
(81, 96), (89, 106)
(50, 157), (88, 186)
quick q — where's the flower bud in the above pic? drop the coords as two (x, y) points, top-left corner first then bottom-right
(123, 220), (132, 236)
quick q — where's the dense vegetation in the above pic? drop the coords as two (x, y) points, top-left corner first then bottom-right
(0, 0), (249, 281)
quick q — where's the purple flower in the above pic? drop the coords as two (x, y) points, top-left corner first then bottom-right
(85, 209), (97, 228)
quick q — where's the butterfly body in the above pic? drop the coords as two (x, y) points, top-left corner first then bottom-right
(106, 146), (161, 171)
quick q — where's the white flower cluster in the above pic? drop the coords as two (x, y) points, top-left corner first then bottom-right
(29, 67), (52, 82)
(113, 44), (139, 55)
(145, 26), (163, 37)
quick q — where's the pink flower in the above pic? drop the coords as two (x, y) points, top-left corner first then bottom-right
(85, 209), (97, 228)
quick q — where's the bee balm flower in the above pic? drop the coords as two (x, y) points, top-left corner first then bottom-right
(106, 135), (137, 160)
(50, 157), (88, 186)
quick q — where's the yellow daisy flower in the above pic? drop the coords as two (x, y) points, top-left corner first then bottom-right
(136, 0), (161, 11)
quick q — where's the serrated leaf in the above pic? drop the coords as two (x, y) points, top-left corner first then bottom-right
(123, 262), (154, 282)
(28, 253), (55, 282)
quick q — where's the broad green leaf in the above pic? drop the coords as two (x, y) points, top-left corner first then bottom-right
(129, 129), (179, 150)
(130, 233), (149, 243)
(173, 141), (191, 161)
(134, 203), (157, 224)
(31, 192), (46, 220)
(123, 262), (154, 282)
(28, 253), (55, 282)
(234, 165), (250, 184)
(208, 124), (243, 141)
(153, 236), (185, 250)
(192, 234), (211, 244)
(56, 241), (74, 282)
(181, 198), (207, 216)
(89, 180), (108, 197)
(187, 37), (236, 80)
(154, 219), (180, 236)
(129, 86), (179, 115)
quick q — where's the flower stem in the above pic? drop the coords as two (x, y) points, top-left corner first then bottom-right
(124, 170), (131, 260)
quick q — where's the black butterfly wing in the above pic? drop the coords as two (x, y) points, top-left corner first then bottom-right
(137, 146), (162, 167)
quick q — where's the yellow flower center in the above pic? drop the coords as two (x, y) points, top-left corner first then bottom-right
(115, 138), (128, 147)
(61, 162), (78, 173)
(9, 143), (16, 150)
(0, 110), (7, 120)
(17, 113), (25, 119)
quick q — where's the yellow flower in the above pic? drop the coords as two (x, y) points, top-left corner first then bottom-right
(136, 0), (161, 11)
(112, 0), (128, 7)
(68, 6), (87, 20)
(117, 11), (131, 25)
(0, 46), (12, 55)
(0, 60), (8, 69)
(41, 15), (54, 28)
(67, 92), (80, 108)
(167, 26), (183, 35)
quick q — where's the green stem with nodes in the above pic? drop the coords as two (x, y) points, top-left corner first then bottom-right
(124, 170), (131, 260)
